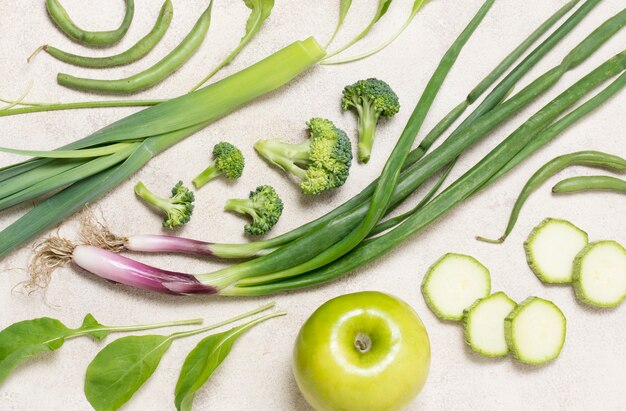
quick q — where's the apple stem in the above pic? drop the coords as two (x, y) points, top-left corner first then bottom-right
(354, 333), (372, 353)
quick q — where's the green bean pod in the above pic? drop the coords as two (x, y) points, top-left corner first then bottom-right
(42, 0), (173, 68)
(57, 1), (213, 94)
(46, 0), (134, 47)
(477, 151), (626, 243)
(552, 175), (626, 194)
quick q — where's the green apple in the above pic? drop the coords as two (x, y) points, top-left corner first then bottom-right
(293, 291), (430, 411)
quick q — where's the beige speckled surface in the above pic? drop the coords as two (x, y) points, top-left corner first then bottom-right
(1, 1), (625, 410)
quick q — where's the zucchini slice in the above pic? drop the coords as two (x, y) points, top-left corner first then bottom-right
(573, 240), (626, 308)
(524, 218), (588, 283)
(504, 297), (566, 365)
(421, 253), (491, 321)
(463, 292), (517, 357)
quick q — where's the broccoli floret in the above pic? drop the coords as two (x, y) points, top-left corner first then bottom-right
(192, 142), (245, 188)
(224, 185), (284, 236)
(254, 118), (353, 195)
(341, 78), (400, 163)
(134, 181), (194, 230)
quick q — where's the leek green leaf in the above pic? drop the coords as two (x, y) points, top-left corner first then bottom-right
(326, 0), (353, 48)
(0, 142), (135, 159)
(325, 0), (394, 59)
(190, 0), (275, 91)
(323, 0), (429, 64)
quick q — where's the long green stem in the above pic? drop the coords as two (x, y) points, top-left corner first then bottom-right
(477, 151), (626, 243)
(169, 302), (277, 340)
(0, 99), (164, 118)
(227, 64), (626, 296)
(552, 175), (626, 194)
(71, 317), (204, 339)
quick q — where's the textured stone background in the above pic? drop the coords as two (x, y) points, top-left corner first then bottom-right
(1, 0), (624, 410)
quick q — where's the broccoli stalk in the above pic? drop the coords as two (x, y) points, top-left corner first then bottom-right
(254, 118), (353, 195)
(224, 185), (284, 236)
(342, 78), (400, 163)
(134, 181), (194, 230)
(192, 142), (244, 188)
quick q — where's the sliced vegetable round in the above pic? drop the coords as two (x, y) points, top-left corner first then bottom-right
(573, 241), (626, 308)
(504, 297), (566, 365)
(524, 218), (588, 283)
(463, 292), (516, 357)
(421, 253), (491, 321)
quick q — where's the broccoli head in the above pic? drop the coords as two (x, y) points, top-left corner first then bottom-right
(192, 142), (244, 188)
(254, 118), (353, 195)
(341, 78), (400, 163)
(134, 181), (195, 230)
(224, 185), (284, 235)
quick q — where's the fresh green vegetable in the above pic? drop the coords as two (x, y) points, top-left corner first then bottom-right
(0, 37), (326, 257)
(134, 181), (195, 230)
(192, 142), (245, 188)
(84, 303), (280, 411)
(463, 292), (516, 357)
(573, 241), (626, 308)
(46, 0), (134, 47)
(477, 151), (626, 243)
(341, 78), (400, 163)
(35, 0), (173, 68)
(323, 0), (429, 65)
(524, 218), (588, 284)
(325, 0), (353, 48)
(553, 175), (626, 194)
(421, 253), (491, 321)
(0, 314), (202, 385)
(190, 0), (275, 91)
(255, 118), (353, 195)
(230, 52), (626, 296)
(324, 0), (394, 59)
(225, 185), (283, 236)
(57, 1), (213, 93)
(504, 297), (566, 365)
(174, 310), (284, 411)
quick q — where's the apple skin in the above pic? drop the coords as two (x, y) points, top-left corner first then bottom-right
(293, 291), (430, 411)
